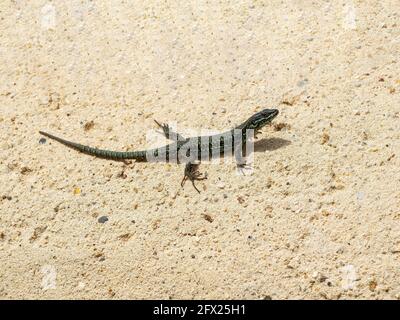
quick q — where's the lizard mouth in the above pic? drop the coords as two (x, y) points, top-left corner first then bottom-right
(266, 109), (279, 121)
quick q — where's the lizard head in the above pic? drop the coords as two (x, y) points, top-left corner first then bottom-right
(240, 108), (279, 132)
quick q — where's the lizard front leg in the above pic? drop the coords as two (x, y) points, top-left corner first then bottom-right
(234, 142), (253, 175)
(154, 120), (186, 141)
(181, 162), (207, 193)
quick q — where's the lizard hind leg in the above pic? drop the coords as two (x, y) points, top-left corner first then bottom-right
(154, 120), (186, 141)
(181, 162), (207, 193)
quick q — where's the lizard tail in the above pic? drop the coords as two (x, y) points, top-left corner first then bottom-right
(39, 131), (147, 161)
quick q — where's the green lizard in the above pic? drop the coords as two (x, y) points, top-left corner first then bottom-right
(39, 108), (279, 192)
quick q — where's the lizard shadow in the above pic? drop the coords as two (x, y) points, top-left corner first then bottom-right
(253, 137), (291, 152)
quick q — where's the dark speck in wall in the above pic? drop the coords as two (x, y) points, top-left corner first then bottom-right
(98, 216), (109, 224)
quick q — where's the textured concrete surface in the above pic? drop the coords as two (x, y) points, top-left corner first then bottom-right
(0, 0), (399, 299)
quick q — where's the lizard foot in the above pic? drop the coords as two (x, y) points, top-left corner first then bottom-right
(236, 162), (254, 176)
(181, 162), (207, 193)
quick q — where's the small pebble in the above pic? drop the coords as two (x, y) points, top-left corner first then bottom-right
(39, 138), (47, 144)
(203, 214), (214, 223)
(369, 280), (378, 291)
(84, 121), (95, 131)
(20, 167), (32, 174)
(321, 132), (330, 145)
(216, 180), (225, 189)
(98, 216), (109, 224)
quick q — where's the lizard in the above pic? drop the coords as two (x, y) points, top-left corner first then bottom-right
(39, 108), (279, 193)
